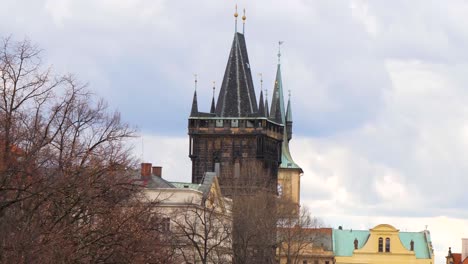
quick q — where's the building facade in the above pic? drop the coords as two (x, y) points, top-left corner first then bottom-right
(142, 164), (233, 264)
(333, 224), (434, 264)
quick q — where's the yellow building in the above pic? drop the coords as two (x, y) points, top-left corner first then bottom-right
(334, 224), (434, 264)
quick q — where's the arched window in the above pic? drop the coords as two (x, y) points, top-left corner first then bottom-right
(378, 237), (383, 252)
(385, 238), (391, 252)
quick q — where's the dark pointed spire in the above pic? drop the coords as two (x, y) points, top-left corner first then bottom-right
(215, 32), (258, 117)
(286, 90), (292, 123)
(270, 67), (286, 124)
(190, 90), (198, 117)
(210, 82), (216, 114)
(258, 90), (265, 117)
(286, 91), (293, 142)
(190, 75), (198, 117)
(257, 73), (265, 117)
(270, 41), (286, 124)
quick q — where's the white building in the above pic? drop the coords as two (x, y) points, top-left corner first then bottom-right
(139, 163), (232, 264)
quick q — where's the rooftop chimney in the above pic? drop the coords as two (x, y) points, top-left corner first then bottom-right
(152, 166), (162, 177)
(141, 163), (152, 180)
(462, 238), (468, 262)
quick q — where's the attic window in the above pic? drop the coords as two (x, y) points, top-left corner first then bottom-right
(184, 185), (189, 188)
(216, 119), (224, 127)
(246, 120), (254, 128)
(385, 238), (391, 252)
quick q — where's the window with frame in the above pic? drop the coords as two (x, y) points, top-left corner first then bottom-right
(385, 237), (391, 252)
(231, 119), (238, 127)
(378, 237), (383, 252)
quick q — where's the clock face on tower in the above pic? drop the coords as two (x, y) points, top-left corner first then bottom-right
(277, 184), (283, 197)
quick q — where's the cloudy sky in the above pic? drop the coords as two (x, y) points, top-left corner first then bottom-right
(2, 0), (468, 262)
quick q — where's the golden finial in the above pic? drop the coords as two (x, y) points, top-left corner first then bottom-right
(234, 4), (238, 33)
(242, 8), (246, 34)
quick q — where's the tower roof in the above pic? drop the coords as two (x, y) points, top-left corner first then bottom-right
(258, 90), (266, 117)
(210, 85), (216, 114)
(280, 130), (301, 170)
(269, 64), (286, 124)
(190, 90), (198, 117)
(286, 95), (292, 123)
(216, 32), (258, 117)
(271, 60), (301, 170)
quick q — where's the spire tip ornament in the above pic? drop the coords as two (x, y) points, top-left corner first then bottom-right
(212, 81), (216, 97)
(242, 8), (246, 34)
(234, 4), (238, 32)
(278, 41), (284, 64)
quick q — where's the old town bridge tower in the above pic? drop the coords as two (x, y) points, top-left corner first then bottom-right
(188, 30), (285, 196)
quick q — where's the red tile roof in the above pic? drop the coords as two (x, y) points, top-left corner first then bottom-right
(462, 256), (468, 264)
(452, 253), (462, 264)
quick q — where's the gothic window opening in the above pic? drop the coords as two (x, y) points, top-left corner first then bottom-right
(385, 238), (391, 252)
(378, 237), (383, 252)
(234, 160), (240, 178)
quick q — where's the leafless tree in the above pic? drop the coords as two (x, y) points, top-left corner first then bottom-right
(0, 36), (174, 263)
(172, 194), (232, 264)
(227, 161), (278, 264)
(276, 205), (325, 264)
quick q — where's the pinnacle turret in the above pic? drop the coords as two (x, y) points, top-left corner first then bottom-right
(258, 90), (265, 117)
(190, 90), (198, 117)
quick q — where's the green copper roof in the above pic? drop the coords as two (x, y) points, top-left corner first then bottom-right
(269, 64), (286, 124)
(171, 182), (200, 190)
(286, 97), (292, 123)
(280, 130), (301, 170)
(170, 172), (217, 199)
(399, 231), (432, 259)
(332, 229), (433, 259)
(333, 229), (370, 256)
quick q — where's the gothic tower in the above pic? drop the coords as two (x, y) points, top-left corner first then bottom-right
(188, 30), (284, 196)
(270, 55), (303, 216)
